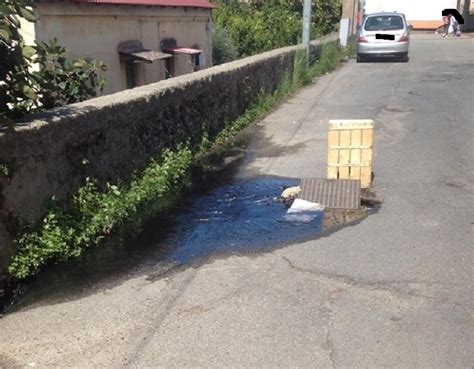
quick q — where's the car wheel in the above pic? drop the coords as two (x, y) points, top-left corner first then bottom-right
(357, 54), (364, 63)
(399, 53), (409, 62)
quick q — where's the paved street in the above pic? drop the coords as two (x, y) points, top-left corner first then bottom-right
(1, 34), (473, 368)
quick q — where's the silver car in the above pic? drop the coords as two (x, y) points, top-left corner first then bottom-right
(357, 12), (410, 62)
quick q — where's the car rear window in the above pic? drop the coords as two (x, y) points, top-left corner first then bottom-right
(364, 15), (404, 31)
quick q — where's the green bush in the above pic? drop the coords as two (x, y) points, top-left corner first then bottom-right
(213, 0), (302, 57)
(293, 51), (311, 87)
(310, 0), (342, 37)
(213, 0), (341, 57)
(0, 0), (37, 127)
(33, 39), (107, 110)
(8, 148), (192, 278)
(212, 23), (239, 65)
(0, 2), (107, 127)
(343, 39), (357, 59)
(308, 42), (342, 77)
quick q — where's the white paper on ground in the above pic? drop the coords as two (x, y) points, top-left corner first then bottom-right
(287, 198), (326, 213)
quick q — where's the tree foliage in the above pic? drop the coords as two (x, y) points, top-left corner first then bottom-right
(0, 0), (37, 126)
(212, 23), (239, 65)
(213, 0), (341, 57)
(0, 0), (107, 128)
(33, 39), (107, 110)
(310, 0), (342, 37)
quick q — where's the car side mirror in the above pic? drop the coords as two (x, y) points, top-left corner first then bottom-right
(408, 24), (414, 33)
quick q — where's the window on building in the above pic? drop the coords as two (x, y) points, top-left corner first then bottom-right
(125, 61), (137, 89)
(192, 54), (200, 71)
(165, 58), (174, 79)
(191, 44), (203, 71)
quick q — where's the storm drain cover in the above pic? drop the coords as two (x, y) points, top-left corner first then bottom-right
(299, 178), (361, 210)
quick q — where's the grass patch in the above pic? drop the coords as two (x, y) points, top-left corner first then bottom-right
(7, 42), (344, 279)
(308, 42), (344, 78)
(342, 38), (357, 60)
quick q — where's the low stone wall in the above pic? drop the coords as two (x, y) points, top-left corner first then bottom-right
(0, 35), (337, 273)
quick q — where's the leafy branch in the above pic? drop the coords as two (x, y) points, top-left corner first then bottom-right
(0, 1), (107, 129)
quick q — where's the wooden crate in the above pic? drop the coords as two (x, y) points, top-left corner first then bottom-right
(327, 119), (374, 188)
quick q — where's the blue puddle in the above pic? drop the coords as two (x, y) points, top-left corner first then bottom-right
(166, 177), (323, 264)
(3, 176), (369, 313)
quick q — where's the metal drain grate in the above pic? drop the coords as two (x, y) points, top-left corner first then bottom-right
(299, 178), (361, 210)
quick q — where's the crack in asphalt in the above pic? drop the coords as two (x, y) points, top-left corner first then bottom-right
(280, 254), (469, 369)
(443, 180), (474, 193)
(124, 265), (270, 366)
(175, 284), (249, 317)
(123, 270), (198, 367)
(280, 256), (461, 303)
(322, 313), (337, 369)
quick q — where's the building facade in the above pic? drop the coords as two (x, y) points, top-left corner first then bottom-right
(32, 0), (216, 95)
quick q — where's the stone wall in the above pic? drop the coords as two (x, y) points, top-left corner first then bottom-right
(0, 36), (337, 273)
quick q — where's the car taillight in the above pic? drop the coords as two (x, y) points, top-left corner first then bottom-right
(398, 34), (409, 42)
(358, 36), (368, 43)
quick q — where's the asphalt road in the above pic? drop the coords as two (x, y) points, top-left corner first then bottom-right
(1, 34), (473, 368)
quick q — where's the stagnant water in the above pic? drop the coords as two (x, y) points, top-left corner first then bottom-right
(1, 175), (372, 315)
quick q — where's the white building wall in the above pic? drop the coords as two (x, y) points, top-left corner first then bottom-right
(34, 4), (213, 95)
(363, 0), (458, 21)
(19, 17), (40, 72)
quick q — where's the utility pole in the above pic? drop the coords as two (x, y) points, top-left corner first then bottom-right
(302, 0), (312, 59)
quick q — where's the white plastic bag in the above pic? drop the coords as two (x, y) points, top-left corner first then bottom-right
(281, 199), (325, 223)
